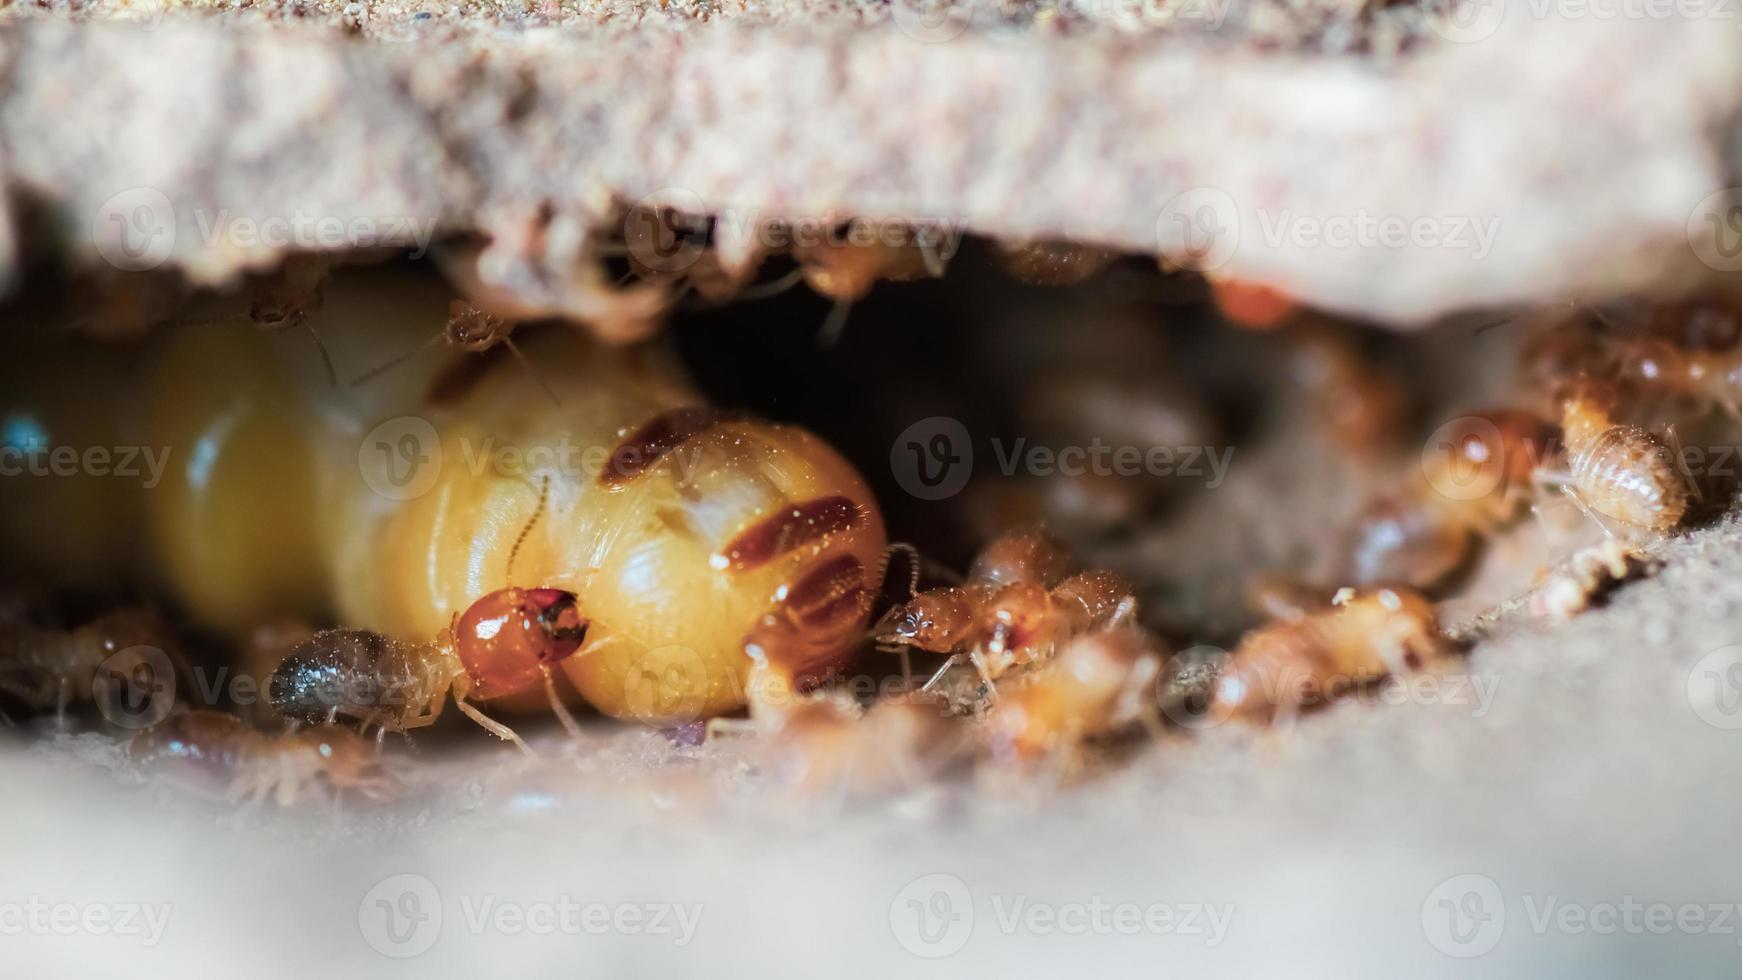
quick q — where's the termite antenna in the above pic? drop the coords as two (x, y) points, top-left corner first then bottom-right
(732, 267), (807, 303)
(499, 335), (562, 408)
(301, 319), (339, 387)
(873, 542), (923, 602)
(816, 299), (853, 349)
(348, 330), (447, 387)
(676, 267), (807, 313)
(154, 315), (240, 330)
(505, 475), (552, 587)
(1584, 302), (1623, 331)
(1665, 423), (1703, 503)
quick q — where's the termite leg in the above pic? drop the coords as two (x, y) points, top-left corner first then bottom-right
(966, 648), (998, 699)
(541, 667), (585, 741)
(454, 699), (537, 757)
(1560, 486), (1617, 540)
(877, 644), (919, 696)
(1530, 469), (1584, 543)
(705, 717), (760, 740)
(1665, 424), (1702, 502)
(920, 654), (964, 695)
(1107, 597), (1138, 630)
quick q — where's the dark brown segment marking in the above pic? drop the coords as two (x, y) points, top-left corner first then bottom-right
(425, 346), (512, 407)
(714, 496), (865, 572)
(784, 554), (865, 614)
(599, 407), (723, 488)
(799, 586), (872, 632)
(783, 554), (873, 631)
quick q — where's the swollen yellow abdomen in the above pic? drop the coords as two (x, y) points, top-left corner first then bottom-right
(138, 322), (329, 634)
(5, 267), (887, 724)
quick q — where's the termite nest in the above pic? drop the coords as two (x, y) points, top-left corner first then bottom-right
(3, 212), (1741, 809)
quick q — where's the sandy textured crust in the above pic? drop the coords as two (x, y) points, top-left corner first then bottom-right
(1, 7), (1739, 323)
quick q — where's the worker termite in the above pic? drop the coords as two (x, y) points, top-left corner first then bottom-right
(131, 709), (400, 806)
(349, 299), (562, 406)
(787, 220), (949, 345)
(0, 607), (181, 726)
(6, 267), (887, 728)
(265, 587), (587, 752)
(1513, 309), (1700, 534)
(617, 210), (953, 343)
(875, 529), (1137, 695)
(1607, 329), (1742, 420)
(436, 228), (672, 346)
(1546, 378), (1693, 536)
(994, 241), (1117, 287)
(1209, 587), (1454, 725)
(266, 476), (585, 750)
(985, 628), (1166, 763)
(1287, 322), (1410, 458)
(617, 206), (787, 307)
(172, 254), (340, 384)
(755, 696), (970, 800)
(1529, 539), (1654, 621)
(1519, 298), (1742, 420)
(1333, 409), (1561, 591)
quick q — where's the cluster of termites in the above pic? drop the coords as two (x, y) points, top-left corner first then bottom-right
(3, 235), (1736, 808)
